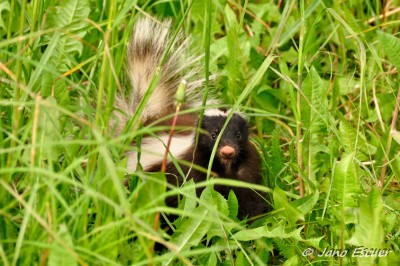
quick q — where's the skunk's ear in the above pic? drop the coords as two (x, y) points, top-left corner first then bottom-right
(199, 113), (215, 128)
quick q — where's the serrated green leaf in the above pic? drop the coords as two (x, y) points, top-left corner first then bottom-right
(301, 66), (326, 132)
(347, 187), (384, 247)
(302, 236), (324, 249)
(332, 153), (361, 223)
(169, 205), (211, 250)
(29, 32), (61, 91)
(270, 126), (285, 178)
(378, 31), (400, 70)
(41, 72), (67, 100)
(201, 185), (229, 216)
(292, 192), (319, 215)
(339, 119), (374, 161)
(347, 188), (385, 265)
(168, 186), (227, 262)
(232, 222), (303, 241)
(204, 187), (230, 241)
(48, 0), (90, 56)
(36, 0), (90, 97)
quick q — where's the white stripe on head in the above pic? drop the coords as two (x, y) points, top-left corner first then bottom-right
(204, 108), (247, 120)
(204, 108), (230, 117)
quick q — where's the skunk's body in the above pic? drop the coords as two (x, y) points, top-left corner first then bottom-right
(115, 18), (268, 219)
(147, 110), (267, 218)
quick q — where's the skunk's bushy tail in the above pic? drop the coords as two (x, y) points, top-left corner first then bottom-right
(114, 18), (203, 132)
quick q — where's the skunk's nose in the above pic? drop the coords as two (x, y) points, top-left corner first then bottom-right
(220, 145), (236, 158)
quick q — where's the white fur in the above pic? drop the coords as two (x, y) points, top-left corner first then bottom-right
(141, 84), (169, 122)
(133, 18), (170, 52)
(204, 108), (248, 120)
(114, 18), (205, 126)
(204, 108), (230, 117)
(127, 133), (194, 172)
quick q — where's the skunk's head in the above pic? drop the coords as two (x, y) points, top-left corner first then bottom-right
(198, 109), (249, 167)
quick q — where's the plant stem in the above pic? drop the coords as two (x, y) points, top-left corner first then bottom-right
(297, 0), (305, 197)
(161, 105), (181, 173)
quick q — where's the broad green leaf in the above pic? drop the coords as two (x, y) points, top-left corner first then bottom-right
(253, 86), (281, 113)
(378, 31), (400, 70)
(347, 187), (384, 247)
(301, 66), (326, 132)
(283, 255), (299, 266)
(301, 67), (330, 176)
(347, 188), (385, 265)
(227, 190), (238, 219)
(224, 4), (238, 30)
(269, 126), (285, 179)
(132, 172), (166, 225)
(248, 2), (281, 22)
(48, 224), (78, 266)
(336, 76), (358, 96)
(169, 205), (211, 251)
(0, 1), (10, 30)
(37, 96), (61, 161)
(391, 157), (400, 180)
(178, 179), (197, 223)
(339, 119), (374, 161)
(38, 0), (90, 96)
(191, 0), (206, 21)
(168, 186), (226, 263)
(47, 0), (90, 56)
(205, 187), (230, 241)
(332, 153), (361, 223)
(29, 32), (61, 91)
(273, 187), (304, 226)
(302, 236), (324, 249)
(235, 250), (248, 266)
(205, 251), (218, 266)
(292, 192), (319, 215)
(210, 36), (228, 61)
(391, 130), (400, 145)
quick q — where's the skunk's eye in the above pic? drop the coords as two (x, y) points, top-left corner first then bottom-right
(211, 133), (217, 139)
(236, 132), (241, 139)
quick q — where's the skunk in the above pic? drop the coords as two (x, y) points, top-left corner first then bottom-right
(114, 18), (268, 219)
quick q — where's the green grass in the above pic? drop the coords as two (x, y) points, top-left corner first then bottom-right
(1, 0), (400, 265)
